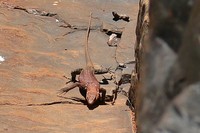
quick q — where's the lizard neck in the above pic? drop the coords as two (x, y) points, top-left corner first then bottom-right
(85, 12), (94, 68)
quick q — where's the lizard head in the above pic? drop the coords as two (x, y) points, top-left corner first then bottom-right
(86, 85), (99, 105)
(86, 91), (99, 105)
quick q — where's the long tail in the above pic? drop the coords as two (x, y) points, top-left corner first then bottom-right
(85, 12), (93, 68)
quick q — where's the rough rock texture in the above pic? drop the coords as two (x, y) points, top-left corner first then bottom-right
(129, 0), (200, 133)
(128, 0), (149, 113)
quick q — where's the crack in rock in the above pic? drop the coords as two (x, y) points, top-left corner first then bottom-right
(0, 100), (83, 106)
(1, 2), (125, 36)
(1, 2), (101, 32)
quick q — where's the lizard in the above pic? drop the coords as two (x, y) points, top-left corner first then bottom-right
(59, 12), (108, 105)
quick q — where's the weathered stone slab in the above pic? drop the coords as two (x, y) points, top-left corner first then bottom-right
(0, 0), (139, 132)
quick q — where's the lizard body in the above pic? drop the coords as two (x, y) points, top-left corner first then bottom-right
(59, 13), (105, 105)
(78, 13), (100, 104)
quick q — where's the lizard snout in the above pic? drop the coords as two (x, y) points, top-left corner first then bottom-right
(86, 92), (98, 105)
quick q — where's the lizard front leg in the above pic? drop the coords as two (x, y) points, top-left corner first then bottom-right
(58, 82), (81, 95)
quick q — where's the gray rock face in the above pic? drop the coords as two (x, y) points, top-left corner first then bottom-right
(138, 37), (177, 132)
(179, 0), (200, 84)
(155, 82), (200, 133)
(130, 0), (200, 133)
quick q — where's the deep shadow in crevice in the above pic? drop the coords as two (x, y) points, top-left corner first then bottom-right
(104, 30), (122, 38)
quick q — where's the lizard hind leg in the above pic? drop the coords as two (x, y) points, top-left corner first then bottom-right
(71, 68), (83, 82)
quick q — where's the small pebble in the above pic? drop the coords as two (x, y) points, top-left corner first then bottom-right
(0, 56), (5, 64)
(107, 33), (118, 46)
(119, 63), (126, 68)
(53, 1), (59, 6)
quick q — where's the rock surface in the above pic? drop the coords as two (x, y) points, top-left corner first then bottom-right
(131, 0), (200, 133)
(0, 0), (138, 133)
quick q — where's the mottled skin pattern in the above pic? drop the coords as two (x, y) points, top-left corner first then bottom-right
(59, 13), (103, 105)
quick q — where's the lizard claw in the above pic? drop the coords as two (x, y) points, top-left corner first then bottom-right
(63, 75), (71, 80)
(63, 75), (73, 84)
